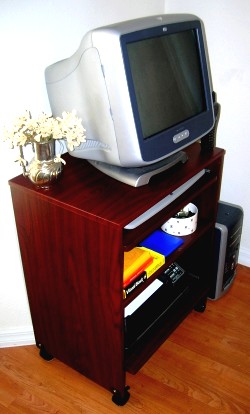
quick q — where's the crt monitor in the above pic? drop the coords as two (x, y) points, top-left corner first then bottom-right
(45, 14), (215, 186)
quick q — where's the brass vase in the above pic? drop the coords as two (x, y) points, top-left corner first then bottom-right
(27, 140), (63, 189)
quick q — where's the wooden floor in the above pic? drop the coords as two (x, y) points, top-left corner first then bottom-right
(0, 265), (249, 414)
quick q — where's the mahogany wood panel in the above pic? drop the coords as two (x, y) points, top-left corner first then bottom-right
(9, 187), (125, 394)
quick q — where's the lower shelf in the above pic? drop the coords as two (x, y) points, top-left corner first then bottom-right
(125, 278), (208, 374)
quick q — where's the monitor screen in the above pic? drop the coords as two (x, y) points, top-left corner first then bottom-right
(124, 29), (206, 140)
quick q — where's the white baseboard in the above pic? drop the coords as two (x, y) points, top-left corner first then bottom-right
(239, 247), (250, 268)
(0, 327), (35, 348)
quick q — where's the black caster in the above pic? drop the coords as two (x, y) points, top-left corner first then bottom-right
(37, 343), (54, 361)
(194, 297), (207, 313)
(112, 386), (130, 406)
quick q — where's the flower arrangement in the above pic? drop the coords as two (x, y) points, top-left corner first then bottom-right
(2, 109), (86, 168)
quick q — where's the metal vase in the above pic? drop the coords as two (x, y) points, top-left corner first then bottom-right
(28, 140), (63, 189)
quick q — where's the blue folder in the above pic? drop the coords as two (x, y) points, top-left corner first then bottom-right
(139, 229), (183, 257)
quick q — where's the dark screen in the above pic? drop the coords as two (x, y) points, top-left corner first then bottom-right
(127, 30), (206, 139)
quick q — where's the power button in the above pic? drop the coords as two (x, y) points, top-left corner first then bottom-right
(173, 129), (190, 143)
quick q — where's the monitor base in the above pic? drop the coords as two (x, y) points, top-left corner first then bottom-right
(88, 151), (188, 187)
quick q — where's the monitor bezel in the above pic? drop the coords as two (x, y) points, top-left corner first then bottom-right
(120, 19), (214, 162)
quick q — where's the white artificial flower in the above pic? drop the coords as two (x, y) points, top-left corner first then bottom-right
(54, 155), (66, 165)
(1, 110), (86, 171)
(2, 110), (86, 148)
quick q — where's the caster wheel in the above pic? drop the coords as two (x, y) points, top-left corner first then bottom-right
(194, 302), (206, 313)
(37, 344), (54, 361)
(194, 297), (207, 313)
(112, 386), (130, 406)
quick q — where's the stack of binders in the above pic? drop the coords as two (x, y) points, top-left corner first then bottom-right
(123, 247), (165, 298)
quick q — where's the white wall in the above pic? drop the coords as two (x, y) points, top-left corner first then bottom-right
(164, 0), (250, 265)
(0, 0), (164, 346)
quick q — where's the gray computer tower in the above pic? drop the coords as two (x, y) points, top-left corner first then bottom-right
(209, 201), (244, 300)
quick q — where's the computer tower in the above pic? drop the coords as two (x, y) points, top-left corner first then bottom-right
(209, 201), (243, 300)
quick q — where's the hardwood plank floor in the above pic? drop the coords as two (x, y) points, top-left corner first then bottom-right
(0, 265), (249, 413)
